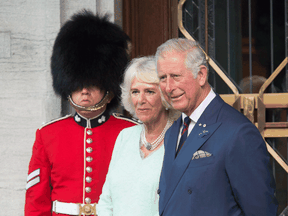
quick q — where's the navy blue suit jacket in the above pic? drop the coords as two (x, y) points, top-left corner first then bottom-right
(159, 94), (278, 215)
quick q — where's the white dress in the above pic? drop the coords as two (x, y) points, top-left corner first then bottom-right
(97, 125), (164, 216)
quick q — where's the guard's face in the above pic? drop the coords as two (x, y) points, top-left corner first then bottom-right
(130, 78), (166, 124)
(157, 51), (206, 116)
(71, 86), (107, 118)
(71, 86), (105, 108)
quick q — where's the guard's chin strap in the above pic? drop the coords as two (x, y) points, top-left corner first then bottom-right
(68, 91), (114, 111)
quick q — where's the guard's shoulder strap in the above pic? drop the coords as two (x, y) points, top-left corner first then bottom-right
(39, 114), (72, 130)
(112, 113), (141, 125)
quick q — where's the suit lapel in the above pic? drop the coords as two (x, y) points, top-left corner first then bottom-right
(161, 94), (224, 213)
(159, 117), (181, 211)
(165, 117), (182, 166)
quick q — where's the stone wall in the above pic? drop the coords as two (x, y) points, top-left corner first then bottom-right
(0, 0), (116, 214)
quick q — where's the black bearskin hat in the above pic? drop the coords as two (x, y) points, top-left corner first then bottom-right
(51, 10), (130, 113)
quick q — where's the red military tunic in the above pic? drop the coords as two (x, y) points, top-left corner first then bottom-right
(25, 110), (136, 215)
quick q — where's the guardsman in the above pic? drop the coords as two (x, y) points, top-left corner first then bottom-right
(25, 10), (136, 216)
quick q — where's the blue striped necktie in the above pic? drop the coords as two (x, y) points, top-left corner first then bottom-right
(175, 116), (191, 157)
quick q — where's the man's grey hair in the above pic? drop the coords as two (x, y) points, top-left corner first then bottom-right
(121, 56), (172, 118)
(155, 38), (208, 78)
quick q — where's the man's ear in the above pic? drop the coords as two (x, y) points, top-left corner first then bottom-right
(107, 91), (114, 104)
(197, 65), (208, 86)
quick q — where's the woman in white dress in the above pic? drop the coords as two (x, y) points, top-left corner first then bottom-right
(97, 56), (179, 216)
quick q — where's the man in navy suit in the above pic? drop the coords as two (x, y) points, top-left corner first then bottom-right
(156, 38), (278, 215)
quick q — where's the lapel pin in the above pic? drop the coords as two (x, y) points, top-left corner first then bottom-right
(203, 124), (206, 127)
(199, 123), (202, 127)
(199, 130), (209, 137)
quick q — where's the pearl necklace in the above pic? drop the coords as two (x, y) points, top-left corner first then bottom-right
(140, 119), (173, 151)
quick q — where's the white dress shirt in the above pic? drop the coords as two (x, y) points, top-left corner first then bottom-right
(176, 88), (216, 149)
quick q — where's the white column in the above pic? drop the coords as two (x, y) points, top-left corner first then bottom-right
(0, 0), (61, 214)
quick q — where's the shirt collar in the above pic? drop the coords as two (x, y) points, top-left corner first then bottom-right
(182, 88), (216, 123)
(74, 109), (110, 128)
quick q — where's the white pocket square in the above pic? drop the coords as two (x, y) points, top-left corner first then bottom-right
(192, 150), (212, 160)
